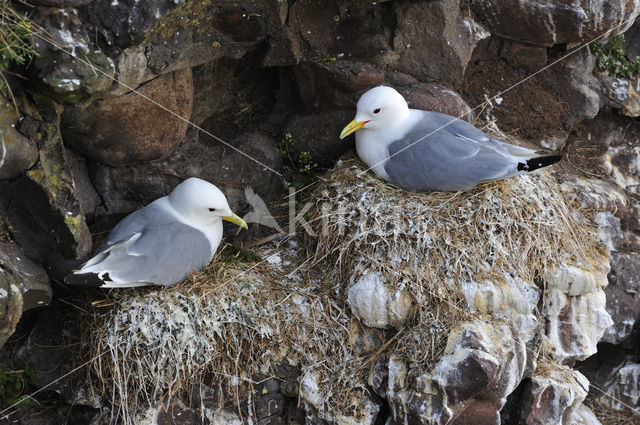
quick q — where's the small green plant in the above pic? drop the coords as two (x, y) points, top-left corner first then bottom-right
(0, 363), (36, 409)
(0, 4), (39, 108)
(321, 53), (336, 63)
(280, 133), (319, 188)
(592, 34), (640, 79)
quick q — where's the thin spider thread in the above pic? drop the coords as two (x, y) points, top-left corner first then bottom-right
(0, 8), (637, 422)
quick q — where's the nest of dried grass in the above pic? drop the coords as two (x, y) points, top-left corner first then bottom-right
(90, 158), (608, 423)
(90, 246), (373, 423)
(306, 158), (607, 365)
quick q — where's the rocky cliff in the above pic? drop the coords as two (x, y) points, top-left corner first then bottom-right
(0, 1), (639, 424)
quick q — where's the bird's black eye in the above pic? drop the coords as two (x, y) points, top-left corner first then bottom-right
(208, 208), (216, 212)
(373, 108), (381, 114)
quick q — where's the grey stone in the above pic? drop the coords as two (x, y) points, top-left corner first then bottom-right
(143, 1), (279, 75)
(66, 148), (102, 222)
(0, 243), (51, 311)
(558, 176), (629, 220)
(386, 321), (526, 425)
(600, 75), (631, 108)
(82, 0), (183, 51)
(470, 0), (640, 46)
(289, 1), (393, 66)
(0, 98), (38, 180)
(0, 103), (91, 276)
(92, 163), (180, 215)
(392, 0), (479, 85)
(0, 270), (22, 348)
(30, 8), (115, 103)
(463, 41), (599, 150)
(602, 253), (640, 344)
(62, 67), (193, 166)
(156, 399), (203, 425)
(30, 0), (93, 5)
(109, 45), (154, 97)
(592, 359), (640, 411)
(518, 370), (590, 425)
(624, 18), (640, 60)
(16, 307), (101, 408)
(292, 61), (385, 114)
(540, 49), (600, 149)
(262, 26), (303, 67)
(622, 77), (640, 117)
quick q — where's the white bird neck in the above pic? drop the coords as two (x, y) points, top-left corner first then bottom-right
(355, 108), (417, 180)
(160, 197), (223, 258)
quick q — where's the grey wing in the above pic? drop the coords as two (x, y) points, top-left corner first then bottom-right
(81, 205), (213, 287)
(384, 111), (536, 191)
(100, 221), (213, 287)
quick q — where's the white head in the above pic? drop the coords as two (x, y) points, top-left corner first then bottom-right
(168, 177), (247, 229)
(340, 86), (410, 138)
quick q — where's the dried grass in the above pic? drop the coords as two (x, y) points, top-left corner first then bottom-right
(585, 398), (640, 425)
(306, 158), (607, 366)
(90, 159), (608, 423)
(90, 247), (370, 423)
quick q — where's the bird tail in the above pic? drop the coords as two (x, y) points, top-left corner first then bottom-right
(517, 154), (562, 172)
(64, 272), (106, 287)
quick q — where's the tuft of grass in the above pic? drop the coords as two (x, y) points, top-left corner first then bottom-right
(0, 3), (39, 110)
(592, 34), (640, 79)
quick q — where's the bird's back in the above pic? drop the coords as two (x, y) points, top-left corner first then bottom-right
(383, 110), (558, 191)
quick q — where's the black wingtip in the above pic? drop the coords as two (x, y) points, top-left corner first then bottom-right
(517, 155), (562, 172)
(64, 272), (107, 287)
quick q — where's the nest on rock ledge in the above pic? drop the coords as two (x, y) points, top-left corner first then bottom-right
(307, 158), (608, 362)
(89, 158), (609, 424)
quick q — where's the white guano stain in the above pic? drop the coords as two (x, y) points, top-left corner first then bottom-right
(0, 139), (6, 170)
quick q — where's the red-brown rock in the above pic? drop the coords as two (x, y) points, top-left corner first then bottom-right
(62, 68), (193, 166)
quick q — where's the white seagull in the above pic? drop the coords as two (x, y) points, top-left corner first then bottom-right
(340, 86), (561, 191)
(64, 177), (247, 288)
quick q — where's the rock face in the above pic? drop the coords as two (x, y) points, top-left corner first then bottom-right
(0, 243), (51, 311)
(602, 253), (640, 344)
(0, 100), (38, 180)
(386, 321), (526, 425)
(62, 68), (193, 166)
(392, 0), (481, 85)
(470, 0), (640, 46)
(4, 0), (640, 423)
(0, 271), (22, 348)
(463, 41), (600, 150)
(543, 261), (613, 363)
(0, 104), (91, 277)
(461, 274), (540, 343)
(30, 8), (115, 103)
(518, 368), (591, 425)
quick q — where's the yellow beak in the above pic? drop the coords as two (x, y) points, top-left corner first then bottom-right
(339, 118), (368, 139)
(222, 212), (248, 230)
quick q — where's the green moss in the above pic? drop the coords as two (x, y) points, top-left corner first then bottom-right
(147, 0), (219, 43)
(0, 362), (35, 409)
(64, 215), (82, 230)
